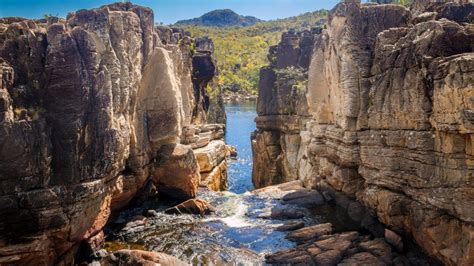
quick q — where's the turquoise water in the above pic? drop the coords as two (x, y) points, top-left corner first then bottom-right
(224, 101), (257, 194)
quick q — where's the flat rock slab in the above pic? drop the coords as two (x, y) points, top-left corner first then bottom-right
(193, 140), (227, 172)
(339, 252), (385, 266)
(165, 199), (216, 216)
(281, 189), (324, 207)
(104, 249), (188, 266)
(258, 207), (308, 220)
(276, 221), (305, 231)
(286, 223), (333, 243)
(266, 230), (401, 265)
(252, 181), (306, 199)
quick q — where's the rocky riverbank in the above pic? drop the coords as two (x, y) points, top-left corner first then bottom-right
(96, 180), (436, 265)
(0, 3), (228, 264)
(252, 1), (473, 265)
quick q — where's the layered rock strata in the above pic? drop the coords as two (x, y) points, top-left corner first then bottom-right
(0, 3), (224, 264)
(255, 181), (435, 265)
(252, 27), (321, 188)
(253, 1), (474, 265)
(182, 123), (229, 191)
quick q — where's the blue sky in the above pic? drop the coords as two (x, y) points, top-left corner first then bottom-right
(0, 0), (340, 24)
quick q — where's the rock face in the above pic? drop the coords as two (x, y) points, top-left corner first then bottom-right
(153, 144), (200, 200)
(0, 3), (223, 264)
(253, 1), (474, 265)
(165, 198), (216, 215)
(182, 124), (229, 191)
(252, 27), (321, 187)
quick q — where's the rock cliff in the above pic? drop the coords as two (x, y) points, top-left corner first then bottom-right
(253, 1), (473, 265)
(0, 3), (226, 264)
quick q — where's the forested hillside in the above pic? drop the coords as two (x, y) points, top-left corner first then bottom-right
(178, 10), (328, 95)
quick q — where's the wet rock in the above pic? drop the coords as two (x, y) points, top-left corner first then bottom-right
(104, 249), (188, 266)
(124, 216), (148, 229)
(359, 238), (393, 264)
(310, 232), (360, 265)
(153, 144), (200, 200)
(226, 145), (238, 158)
(94, 249), (109, 259)
(133, 180), (158, 204)
(252, 181), (305, 199)
(265, 249), (313, 265)
(339, 252), (385, 266)
(286, 223), (333, 243)
(313, 249), (344, 265)
(258, 207), (307, 220)
(144, 210), (159, 218)
(281, 189), (324, 207)
(276, 221), (305, 232)
(165, 199), (216, 216)
(200, 159), (228, 191)
(385, 229), (404, 252)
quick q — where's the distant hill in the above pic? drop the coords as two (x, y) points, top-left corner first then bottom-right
(175, 9), (261, 27)
(178, 10), (329, 95)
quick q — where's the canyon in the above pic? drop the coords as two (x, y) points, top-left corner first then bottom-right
(0, 0), (472, 265)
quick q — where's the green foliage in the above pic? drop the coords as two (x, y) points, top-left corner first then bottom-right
(180, 10), (328, 95)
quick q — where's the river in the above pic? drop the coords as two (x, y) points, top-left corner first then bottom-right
(104, 101), (337, 265)
(224, 101), (257, 194)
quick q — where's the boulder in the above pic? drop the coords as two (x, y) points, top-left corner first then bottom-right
(286, 223), (333, 243)
(226, 145), (238, 158)
(276, 221), (305, 232)
(165, 199), (216, 216)
(339, 252), (385, 266)
(281, 189), (324, 207)
(384, 229), (404, 252)
(193, 140), (227, 172)
(153, 144), (200, 200)
(258, 207), (307, 220)
(200, 159), (228, 191)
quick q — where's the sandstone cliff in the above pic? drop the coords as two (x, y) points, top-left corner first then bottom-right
(253, 1), (473, 265)
(0, 3), (225, 264)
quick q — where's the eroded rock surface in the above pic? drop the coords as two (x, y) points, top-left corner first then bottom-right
(165, 198), (216, 215)
(0, 3), (224, 264)
(102, 249), (189, 266)
(253, 1), (474, 265)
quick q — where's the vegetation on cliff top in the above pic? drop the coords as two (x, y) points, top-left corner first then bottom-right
(177, 10), (328, 95)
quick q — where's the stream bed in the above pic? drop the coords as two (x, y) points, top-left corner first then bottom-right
(102, 101), (430, 265)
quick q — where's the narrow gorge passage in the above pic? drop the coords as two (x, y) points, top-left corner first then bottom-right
(106, 100), (430, 265)
(103, 101), (314, 264)
(0, 1), (472, 265)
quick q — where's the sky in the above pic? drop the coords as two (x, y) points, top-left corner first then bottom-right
(0, 0), (340, 24)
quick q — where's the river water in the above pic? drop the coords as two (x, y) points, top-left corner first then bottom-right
(224, 101), (257, 194)
(104, 101), (335, 265)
